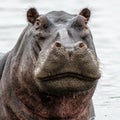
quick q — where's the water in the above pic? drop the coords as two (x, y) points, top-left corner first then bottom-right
(0, 0), (120, 119)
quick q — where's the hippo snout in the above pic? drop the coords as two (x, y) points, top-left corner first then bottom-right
(54, 42), (87, 59)
(34, 40), (100, 94)
(35, 40), (99, 75)
(34, 41), (87, 77)
(54, 41), (87, 55)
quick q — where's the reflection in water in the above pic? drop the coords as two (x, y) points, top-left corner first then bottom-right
(0, 0), (120, 119)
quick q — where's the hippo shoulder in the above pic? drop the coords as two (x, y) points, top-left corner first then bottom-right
(0, 53), (9, 80)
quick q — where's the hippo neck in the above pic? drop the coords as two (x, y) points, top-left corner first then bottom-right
(27, 93), (91, 120)
(3, 85), (94, 120)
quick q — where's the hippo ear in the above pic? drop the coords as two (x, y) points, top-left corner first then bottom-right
(79, 8), (91, 23)
(27, 8), (39, 24)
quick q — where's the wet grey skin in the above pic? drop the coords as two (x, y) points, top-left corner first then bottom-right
(0, 8), (101, 120)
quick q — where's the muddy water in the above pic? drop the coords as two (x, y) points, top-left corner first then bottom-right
(0, 0), (120, 119)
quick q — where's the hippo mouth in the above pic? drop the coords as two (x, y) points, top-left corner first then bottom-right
(36, 72), (99, 95)
(38, 72), (99, 82)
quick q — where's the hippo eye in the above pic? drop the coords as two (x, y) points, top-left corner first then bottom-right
(39, 36), (46, 40)
(71, 16), (87, 31)
(71, 21), (82, 30)
(43, 24), (49, 30)
(35, 15), (53, 31)
(81, 35), (87, 40)
(35, 24), (48, 30)
(35, 27), (39, 30)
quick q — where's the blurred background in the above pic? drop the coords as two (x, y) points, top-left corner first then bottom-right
(0, 0), (120, 119)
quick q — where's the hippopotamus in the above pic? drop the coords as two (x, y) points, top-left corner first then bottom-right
(0, 8), (101, 120)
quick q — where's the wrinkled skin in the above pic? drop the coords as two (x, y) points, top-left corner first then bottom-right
(0, 8), (101, 120)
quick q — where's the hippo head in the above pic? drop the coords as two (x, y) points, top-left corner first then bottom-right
(27, 8), (100, 93)
(3, 8), (101, 120)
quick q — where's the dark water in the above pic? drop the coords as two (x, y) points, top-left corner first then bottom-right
(0, 0), (120, 119)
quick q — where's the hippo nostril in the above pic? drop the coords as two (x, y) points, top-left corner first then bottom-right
(55, 42), (62, 48)
(79, 42), (85, 48)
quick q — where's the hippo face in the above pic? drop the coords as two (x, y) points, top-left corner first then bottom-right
(4, 8), (101, 119)
(22, 8), (101, 95)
